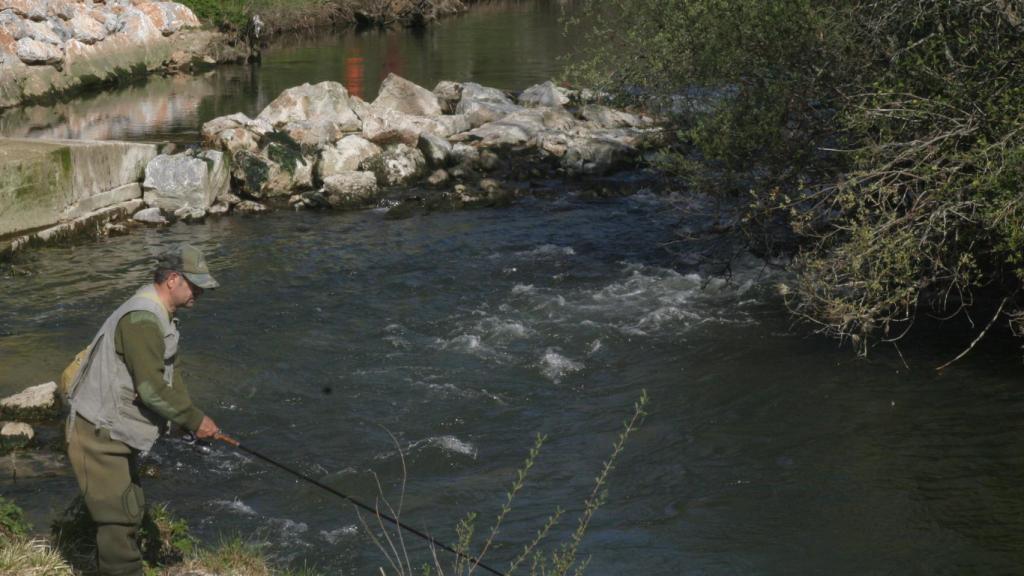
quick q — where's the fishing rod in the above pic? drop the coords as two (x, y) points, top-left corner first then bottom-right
(212, 432), (507, 576)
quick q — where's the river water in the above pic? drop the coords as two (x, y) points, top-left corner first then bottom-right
(4, 2), (1024, 575)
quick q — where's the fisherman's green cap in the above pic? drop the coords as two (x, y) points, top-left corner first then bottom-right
(157, 244), (219, 289)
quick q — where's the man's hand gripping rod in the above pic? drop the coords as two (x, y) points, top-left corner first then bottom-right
(212, 431), (507, 576)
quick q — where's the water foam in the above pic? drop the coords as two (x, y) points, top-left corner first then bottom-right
(428, 435), (479, 458)
(214, 498), (257, 516)
(539, 349), (584, 382)
(320, 525), (359, 545)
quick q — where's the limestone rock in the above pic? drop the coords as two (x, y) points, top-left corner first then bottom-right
(118, 6), (163, 45)
(23, 19), (62, 44)
(580, 104), (650, 129)
(207, 202), (230, 216)
(257, 81), (361, 139)
(173, 205), (205, 222)
(450, 143), (480, 165)
(321, 171), (379, 208)
(417, 132), (452, 168)
(427, 168), (449, 186)
(519, 81), (569, 108)
(363, 143), (427, 187)
(433, 80), (463, 114)
(0, 422), (33, 451)
(69, 12), (106, 44)
(15, 37), (62, 65)
(231, 147), (312, 198)
(562, 136), (636, 175)
(217, 192), (242, 206)
(317, 135), (381, 181)
(202, 113), (262, 157)
(133, 206), (168, 224)
(458, 108), (575, 148)
(143, 151), (227, 212)
(372, 73), (442, 117)
(456, 82), (521, 127)
(0, 381), (59, 421)
(235, 200), (268, 214)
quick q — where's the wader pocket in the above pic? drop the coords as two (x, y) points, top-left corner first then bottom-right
(121, 484), (144, 523)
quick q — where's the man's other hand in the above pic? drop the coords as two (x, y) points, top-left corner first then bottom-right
(195, 416), (219, 439)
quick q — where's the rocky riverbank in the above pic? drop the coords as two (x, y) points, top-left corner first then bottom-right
(0, 75), (662, 259)
(140, 74), (662, 220)
(0, 0), (249, 111)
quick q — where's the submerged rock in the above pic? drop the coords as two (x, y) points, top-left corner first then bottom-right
(234, 200), (268, 214)
(321, 171), (379, 208)
(132, 206), (168, 224)
(0, 382), (59, 422)
(0, 422), (34, 452)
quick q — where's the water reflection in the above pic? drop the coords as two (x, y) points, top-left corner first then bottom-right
(0, 0), (578, 144)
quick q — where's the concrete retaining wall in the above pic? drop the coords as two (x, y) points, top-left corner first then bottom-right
(0, 137), (157, 254)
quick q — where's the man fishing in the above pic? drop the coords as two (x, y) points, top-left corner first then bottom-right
(65, 244), (222, 576)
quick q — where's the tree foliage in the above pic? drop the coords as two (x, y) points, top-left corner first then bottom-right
(566, 0), (1024, 357)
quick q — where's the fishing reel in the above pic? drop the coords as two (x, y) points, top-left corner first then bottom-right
(180, 431), (214, 455)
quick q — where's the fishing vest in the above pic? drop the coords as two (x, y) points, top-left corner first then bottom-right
(69, 284), (179, 453)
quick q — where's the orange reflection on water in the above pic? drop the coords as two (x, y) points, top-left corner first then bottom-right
(345, 56), (365, 99)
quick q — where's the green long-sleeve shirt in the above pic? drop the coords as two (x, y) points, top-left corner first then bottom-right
(114, 310), (205, 433)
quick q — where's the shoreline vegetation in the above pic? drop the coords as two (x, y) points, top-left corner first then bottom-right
(564, 0), (1024, 362)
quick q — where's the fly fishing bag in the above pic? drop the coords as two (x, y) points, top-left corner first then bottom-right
(59, 337), (101, 404)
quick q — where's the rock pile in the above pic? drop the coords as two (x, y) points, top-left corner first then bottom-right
(186, 74), (660, 215)
(0, 0), (245, 110)
(0, 0), (200, 69)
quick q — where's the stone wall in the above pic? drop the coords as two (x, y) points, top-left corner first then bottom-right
(0, 0), (246, 110)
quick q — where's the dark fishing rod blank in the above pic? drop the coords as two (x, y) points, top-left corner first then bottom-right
(214, 432), (506, 576)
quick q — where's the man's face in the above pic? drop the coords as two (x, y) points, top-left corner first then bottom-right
(168, 273), (203, 309)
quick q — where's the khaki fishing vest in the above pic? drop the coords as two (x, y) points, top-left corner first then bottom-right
(69, 284), (179, 453)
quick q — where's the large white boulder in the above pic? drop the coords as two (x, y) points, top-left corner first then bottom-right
(0, 381), (59, 421)
(372, 73), (442, 117)
(143, 151), (228, 212)
(456, 82), (522, 127)
(257, 81), (361, 141)
(317, 135), (382, 181)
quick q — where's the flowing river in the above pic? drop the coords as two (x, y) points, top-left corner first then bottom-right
(4, 2), (1024, 575)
